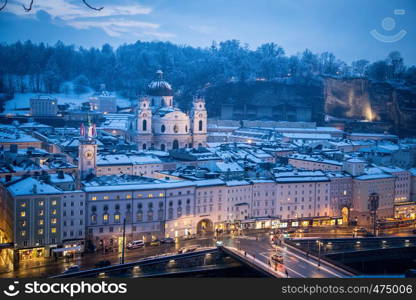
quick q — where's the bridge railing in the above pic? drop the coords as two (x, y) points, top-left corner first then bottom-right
(50, 247), (217, 278)
(219, 246), (286, 278)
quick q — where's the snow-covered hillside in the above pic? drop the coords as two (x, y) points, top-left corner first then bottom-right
(3, 91), (132, 115)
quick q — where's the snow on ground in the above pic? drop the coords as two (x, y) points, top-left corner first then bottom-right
(3, 91), (132, 115)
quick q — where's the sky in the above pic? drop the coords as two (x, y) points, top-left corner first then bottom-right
(0, 0), (415, 65)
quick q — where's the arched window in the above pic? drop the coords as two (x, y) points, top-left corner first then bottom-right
(185, 125), (188, 132)
(142, 143), (147, 150)
(173, 140), (179, 150)
(198, 120), (203, 131)
(160, 144), (166, 151)
(142, 119), (147, 131)
(161, 125), (166, 133)
(173, 124), (179, 133)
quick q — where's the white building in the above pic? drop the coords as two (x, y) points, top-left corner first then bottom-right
(133, 71), (207, 151)
(30, 95), (58, 116)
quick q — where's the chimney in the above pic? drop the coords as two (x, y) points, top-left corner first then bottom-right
(10, 144), (18, 154)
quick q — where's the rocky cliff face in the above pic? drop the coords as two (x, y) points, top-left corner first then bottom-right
(324, 77), (416, 134)
(205, 80), (324, 122)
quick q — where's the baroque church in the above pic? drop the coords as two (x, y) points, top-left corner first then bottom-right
(133, 70), (207, 151)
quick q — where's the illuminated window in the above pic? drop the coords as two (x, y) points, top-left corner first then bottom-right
(51, 228), (57, 234)
(20, 221), (26, 227)
(20, 211), (26, 217)
(52, 209), (57, 215)
(148, 194), (153, 198)
(38, 201), (44, 206)
(104, 196), (109, 200)
(159, 193), (164, 197)
(137, 194), (143, 198)
(39, 210), (44, 216)
(51, 218), (57, 224)
(38, 229), (44, 235)
(39, 219), (44, 226)
(343, 190), (347, 196)
(126, 194), (132, 199)
(51, 200), (57, 206)
(20, 202), (26, 208)
(20, 231), (26, 237)
(103, 214), (109, 221)
(114, 214), (120, 221)
(92, 197), (97, 201)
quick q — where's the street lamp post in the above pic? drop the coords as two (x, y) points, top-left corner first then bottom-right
(369, 193), (380, 236)
(317, 240), (321, 267)
(121, 218), (126, 264)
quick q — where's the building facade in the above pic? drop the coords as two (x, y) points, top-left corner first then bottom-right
(133, 71), (207, 151)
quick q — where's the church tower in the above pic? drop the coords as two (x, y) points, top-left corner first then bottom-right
(191, 96), (207, 148)
(137, 97), (153, 150)
(78, 120), (97, 180)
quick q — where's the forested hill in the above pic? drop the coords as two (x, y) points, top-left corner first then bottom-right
(0, 40), (415, 109)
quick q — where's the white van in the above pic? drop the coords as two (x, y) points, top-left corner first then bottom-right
(127, 240), (144, 250)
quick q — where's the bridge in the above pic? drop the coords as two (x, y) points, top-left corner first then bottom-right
(219, 235), (355, 278)
(50, 247), (232, 278)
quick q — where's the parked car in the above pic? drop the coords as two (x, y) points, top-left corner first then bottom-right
(149, 239), (161, 246)
(355, 227), (367, 233)
(63, 265), (80, 274)
(95, 260), (111, 268)
(185, 246), (198, 253)
(126, 240), (144, 250)
(270, 254), (284, 264)
(183, 235), (196, 240)
(364, 232), (375, 237)
(161, 237), (175, 244)
(412, 229), (416, 235)
(178, 246), (198, 254)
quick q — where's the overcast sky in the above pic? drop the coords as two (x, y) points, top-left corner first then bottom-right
(0, 0), (415, 64)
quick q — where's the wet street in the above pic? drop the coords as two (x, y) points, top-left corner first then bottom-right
(2, 226), (415, 278)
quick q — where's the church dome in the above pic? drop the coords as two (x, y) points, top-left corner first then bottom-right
(147, 70), (173, 96)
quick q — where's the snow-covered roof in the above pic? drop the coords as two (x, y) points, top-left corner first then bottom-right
(49, 173), (74, 183)
(288, 154), (343, 166)
(7, 177), (62, 196)
(215, 162), (244, 172)
(354, 173), (394, 181)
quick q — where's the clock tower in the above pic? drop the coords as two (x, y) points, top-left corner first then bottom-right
(78, 121), (97, 180)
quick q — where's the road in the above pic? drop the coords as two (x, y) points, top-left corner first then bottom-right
(2, 225), (414, 278)
(223, 233), (348, 278)
(0, 237), (215, 278)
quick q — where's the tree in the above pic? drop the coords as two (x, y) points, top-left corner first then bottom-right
(404, 66), (416, 85)
(366, 61), (388, 81)
(387, 51), (405, 80)
(319, 52), (340, 76)
(352, 59), (369, 77)
(73, 75), (89, 95)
